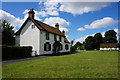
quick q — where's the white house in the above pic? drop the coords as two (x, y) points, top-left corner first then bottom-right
(100, 43), (119, 50)
(15, 9), (70, 56)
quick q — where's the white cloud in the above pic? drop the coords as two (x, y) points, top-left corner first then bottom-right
(0, 9), (42, 32)
(2, 0), (119, 2)
(41, 0), (119, 2)
(0, 9), (23, 30)
(75, 35), (89, 43)
(59, 2), (110, 15)
(23, 9), (41, 21)
(75, 28), (118, 43)
(85, 17), (117, 29)
(38, 1), (112, 17)
(77, 27), (85, 31)
(44, 17), (70, 37)
(38, 0), (59, 17)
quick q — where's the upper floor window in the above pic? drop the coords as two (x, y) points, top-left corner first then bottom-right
(46, 32), (49, 40)
(32, 25), (35, 29)
(59, 36), (61, 42)
(54, 34), (57, 41)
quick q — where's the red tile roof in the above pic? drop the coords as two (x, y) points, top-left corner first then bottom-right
(34, 19), (65, 36)
(100, 43), (118, 48)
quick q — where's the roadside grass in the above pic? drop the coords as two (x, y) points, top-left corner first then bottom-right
(2, 51), (118, 78)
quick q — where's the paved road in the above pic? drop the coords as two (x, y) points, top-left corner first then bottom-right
(2, 56), (53, 65)
(2, 51), (81, 65)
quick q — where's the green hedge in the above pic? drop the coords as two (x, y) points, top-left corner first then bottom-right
(70, 46), (76, 52)
(2, 46), (32, 61)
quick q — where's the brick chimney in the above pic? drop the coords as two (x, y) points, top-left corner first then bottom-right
(28, 8), (35, 19)
(55, 23), (59, 29)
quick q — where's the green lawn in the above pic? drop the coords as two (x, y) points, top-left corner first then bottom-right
(2, 51), (118, 78)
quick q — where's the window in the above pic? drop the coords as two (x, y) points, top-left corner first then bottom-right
(32, 25), (35, 29)
(59, 36), (61, 42)
(65, 44), (69, 50)
(59, 44), (63, 50)
(46, 32), (49, 40)
(44, 42), (51, 51)
(54, 34), (57, 41)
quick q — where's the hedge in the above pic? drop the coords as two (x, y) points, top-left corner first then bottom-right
(2, 46), (32, 61)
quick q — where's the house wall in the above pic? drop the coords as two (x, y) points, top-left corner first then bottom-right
(39, 30), (70, 55)
(20, 20), (40, 55)
(100, 48), (119, 50)
(15, 35), (20, 46)
(15, 20), (70, 56)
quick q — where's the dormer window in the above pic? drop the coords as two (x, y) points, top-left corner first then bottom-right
(32, 25), (35, 29)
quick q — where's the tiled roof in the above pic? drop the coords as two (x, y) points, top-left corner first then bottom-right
(64, 38), (70, 44)
(100, 43), (118, 48)
(34, 19), (65, 36)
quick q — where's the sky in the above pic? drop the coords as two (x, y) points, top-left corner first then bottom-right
(0, 0), (119, 43)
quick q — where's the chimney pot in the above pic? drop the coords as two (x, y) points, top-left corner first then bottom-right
(55, 23), (59, 29)
(28, 8), (35, 19)
(62, 30), (65, 34)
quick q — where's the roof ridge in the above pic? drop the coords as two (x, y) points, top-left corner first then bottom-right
(34, 19), (63, 34)
(35, 19), (57, 29)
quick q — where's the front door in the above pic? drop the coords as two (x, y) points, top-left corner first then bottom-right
(53, 41), (60, 54)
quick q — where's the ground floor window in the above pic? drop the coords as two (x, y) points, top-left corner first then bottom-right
(44, 42), (51, 51)
(59, 44), (63, 50)
(65, 44), (69, 50)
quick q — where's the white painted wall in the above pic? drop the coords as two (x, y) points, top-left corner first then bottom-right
(100, 48), (119, 50)
(20, 20), (40, 55)
(15, 20), (70, 56)
(39, 30), (70, 55)
(15, 35), (20, 46)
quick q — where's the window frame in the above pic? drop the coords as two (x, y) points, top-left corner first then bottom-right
(59, 35), (61, 42)
(44, 42), (51, 51)
(65, 44), (69, 50)
(46, 32), (49, 40)
(54, 34), (57, 41)
(31, 25), (35, 29)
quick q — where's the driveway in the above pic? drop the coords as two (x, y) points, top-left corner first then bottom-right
(2, 56), (53, 65)
(2, 51), (81, 65)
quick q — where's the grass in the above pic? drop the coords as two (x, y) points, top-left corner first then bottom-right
(2, 51), (118, 78)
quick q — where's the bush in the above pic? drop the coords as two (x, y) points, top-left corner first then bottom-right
(70, 46), (76, 52)
(78, 45), (85, 50)
(2, 46), (32, 61)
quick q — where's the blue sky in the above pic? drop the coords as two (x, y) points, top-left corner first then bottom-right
(1, 1), (119, 43)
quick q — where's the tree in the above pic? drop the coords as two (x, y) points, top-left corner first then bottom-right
(103, 30), (117, 43)
(2, 20), (15, 45)
(94, 33), (103, 50)
(85, 36), (95, 50)
(74, 42), (82, 48)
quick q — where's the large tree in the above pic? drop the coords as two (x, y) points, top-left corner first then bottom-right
(94, 33), (103, 50)
(74, 42), (82, 48)
(103, 30), (117, 43)
(85, 36), (95, 50)
(2, 20), (15, 45)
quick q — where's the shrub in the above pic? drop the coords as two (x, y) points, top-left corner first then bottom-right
(2, 46), (32, 61)
(70, 46), (76, 52)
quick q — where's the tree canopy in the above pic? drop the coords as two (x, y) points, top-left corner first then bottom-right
(85, 36), (95, 50)
(76, 30), (118, 50)
(103, 30), (117, 43)
(94, 33), (103, 50)
(2, 20), (15, 45)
